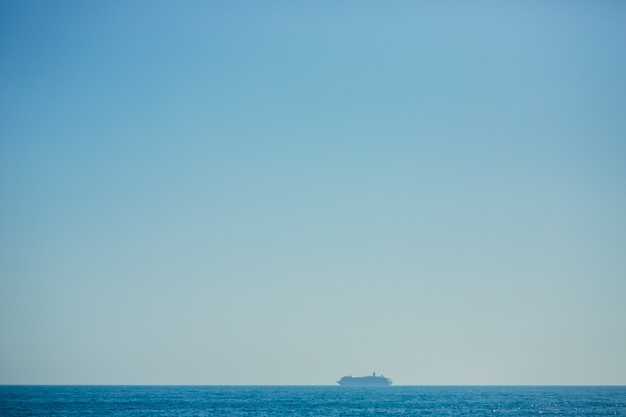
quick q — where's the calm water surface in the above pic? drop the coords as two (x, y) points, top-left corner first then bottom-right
(1, 385), (625, 416)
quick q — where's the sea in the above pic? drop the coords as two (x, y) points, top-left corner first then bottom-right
(1, 385), (625, 416)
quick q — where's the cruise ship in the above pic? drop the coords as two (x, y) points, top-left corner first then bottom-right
(337, 372), (392, 386)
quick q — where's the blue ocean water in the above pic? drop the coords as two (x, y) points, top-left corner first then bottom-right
(1, 385), (625, 416)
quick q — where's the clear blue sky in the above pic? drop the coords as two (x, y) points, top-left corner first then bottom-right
(1, 1), (625, 385)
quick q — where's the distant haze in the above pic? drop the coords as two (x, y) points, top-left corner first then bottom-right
(1, 1), (625, 385)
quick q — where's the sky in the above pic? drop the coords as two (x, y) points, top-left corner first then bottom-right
(1, 1), (625, 386)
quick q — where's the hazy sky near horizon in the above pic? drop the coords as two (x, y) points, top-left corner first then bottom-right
(1, 1), (625, 385)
